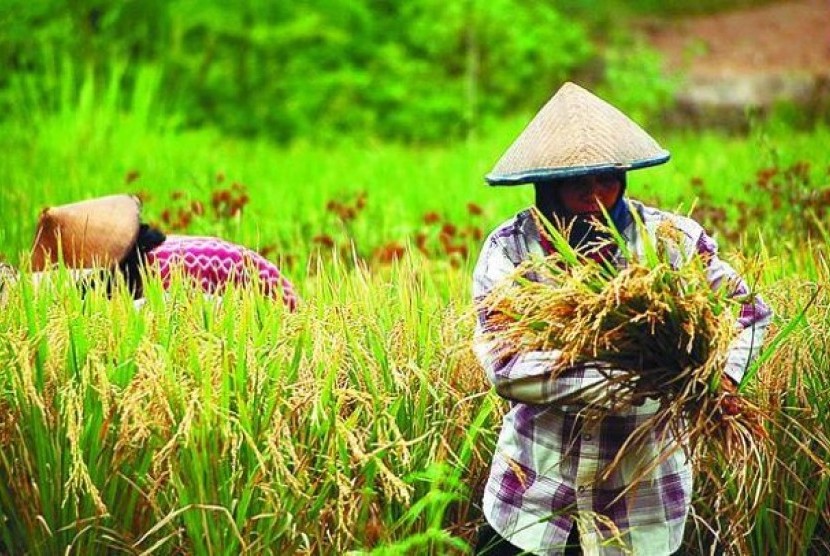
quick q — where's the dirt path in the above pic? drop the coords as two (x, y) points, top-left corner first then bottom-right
(638, 0), (830, 118)
(642, 0), (829, 77)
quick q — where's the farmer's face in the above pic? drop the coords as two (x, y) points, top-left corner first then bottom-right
(557, 173), (622, 216)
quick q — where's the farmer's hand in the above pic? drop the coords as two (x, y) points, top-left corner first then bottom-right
(718, 376), (768, 441)
(719, 377), (741, 416)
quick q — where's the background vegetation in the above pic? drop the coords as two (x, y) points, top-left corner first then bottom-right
(0, 0), (684, 143)
(1, 0), (829, 554)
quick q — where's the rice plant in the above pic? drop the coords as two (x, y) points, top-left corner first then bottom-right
(690, 260), (830, 555)
(0, 256), (498, 554)
(1, 81), (830, 552)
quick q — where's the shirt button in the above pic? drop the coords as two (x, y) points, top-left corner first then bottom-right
(584, 434), (592, 441)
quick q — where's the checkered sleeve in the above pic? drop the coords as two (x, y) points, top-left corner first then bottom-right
(473, 230), (628, 406)
(696, 231), (773, 385)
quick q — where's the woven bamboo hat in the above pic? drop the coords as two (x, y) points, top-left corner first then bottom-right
(486, 82), (670, 185)
(31, 194), (142, 271)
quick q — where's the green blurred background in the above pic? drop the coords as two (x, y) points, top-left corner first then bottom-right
(2, 0), (800, 144)
(0, 0), (826, 269)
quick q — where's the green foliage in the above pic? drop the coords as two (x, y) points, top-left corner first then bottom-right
(0, 0), (599, 142)
(596, 34), (679, 129)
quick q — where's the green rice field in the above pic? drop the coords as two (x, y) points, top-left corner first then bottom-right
(1, 94), (830, 554)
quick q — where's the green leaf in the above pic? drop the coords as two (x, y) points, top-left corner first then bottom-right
(738, 286), (821, 393)
(531, 207), (581, 267)
(630, 206), (659, 268)
(528, 320), (548, 332)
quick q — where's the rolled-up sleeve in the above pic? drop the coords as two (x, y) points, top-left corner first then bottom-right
(696, 231), (773, 385)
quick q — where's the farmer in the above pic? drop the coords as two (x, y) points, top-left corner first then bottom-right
(472, 82), (772, 555)
(25, 194), (298, 309)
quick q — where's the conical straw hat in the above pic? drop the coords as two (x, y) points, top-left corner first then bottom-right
(486, 82), (669, 185)
(31, 194), (141, 271)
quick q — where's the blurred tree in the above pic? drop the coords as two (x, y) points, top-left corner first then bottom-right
(0, 0), (672, 142)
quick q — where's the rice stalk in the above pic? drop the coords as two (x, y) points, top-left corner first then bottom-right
(690, 276), (830, 554)
(0, 258), (495, 554)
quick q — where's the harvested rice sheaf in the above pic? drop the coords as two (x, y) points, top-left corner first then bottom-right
(485, 218), (737, 402)
(479, 210), (771, 474)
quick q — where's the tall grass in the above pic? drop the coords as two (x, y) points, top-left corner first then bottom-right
(2, 247), (829, 554)
(1, 58), (829, 273)
(684, 247), (830, 554)
(0, 258), (498, 554)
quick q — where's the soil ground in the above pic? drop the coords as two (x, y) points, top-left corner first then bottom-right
(640, 0), (830, 78)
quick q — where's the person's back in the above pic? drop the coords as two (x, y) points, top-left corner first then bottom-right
(27, 194), (298, 310)
(146, 235), (297, 309)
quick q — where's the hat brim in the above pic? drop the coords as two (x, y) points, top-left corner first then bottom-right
(486, 152), (670, 186)
(485, 82), (672, 187)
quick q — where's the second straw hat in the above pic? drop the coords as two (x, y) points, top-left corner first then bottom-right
(486, 82), (669, 185)
(31, 194), (142, 271)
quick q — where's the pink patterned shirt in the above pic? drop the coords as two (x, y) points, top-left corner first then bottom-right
(145, 236), (298, 310)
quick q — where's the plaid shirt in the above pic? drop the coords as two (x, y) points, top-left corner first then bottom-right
(472, 200), (772, 556)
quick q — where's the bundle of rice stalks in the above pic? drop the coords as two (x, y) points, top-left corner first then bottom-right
(479, 208), (776, 504)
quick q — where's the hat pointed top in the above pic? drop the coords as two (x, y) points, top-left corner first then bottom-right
(486, 82), (669, 185)
(31, 194), (142, 271)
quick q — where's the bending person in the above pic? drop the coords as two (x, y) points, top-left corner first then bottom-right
(28, 194), (297, 310)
